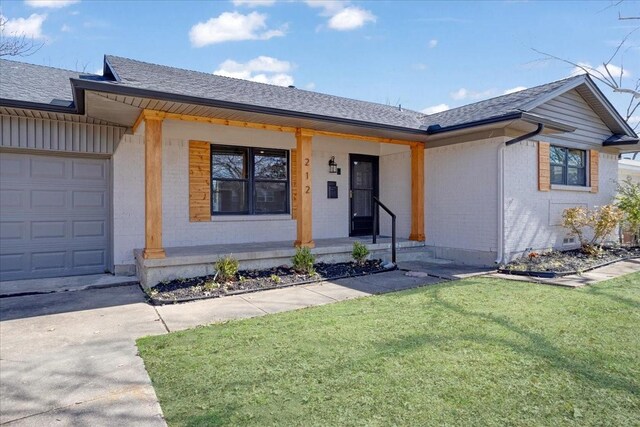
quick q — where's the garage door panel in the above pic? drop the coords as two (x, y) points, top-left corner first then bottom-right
(31, 190), (67, 209)
(73, 249), (105, 268)
(30, 157), (67, 179)
(72, 190), (106, 209)
(72, 160), (106, 180)
(0, 253), (25, 273)
(0, 153), (109, 281)
(73, 220), (105, 238)
(0, 189), (24, 209)
(0, 221), (25, 240)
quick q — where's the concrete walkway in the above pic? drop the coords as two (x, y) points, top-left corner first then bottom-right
(489, 258), (640, 287)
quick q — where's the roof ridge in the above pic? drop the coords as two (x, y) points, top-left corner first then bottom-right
(421, 74), (585, 118)
(104, 54), (426, 116)
(0, 58), (97, 75)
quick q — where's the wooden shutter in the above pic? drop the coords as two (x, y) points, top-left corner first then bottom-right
(189, 141), (211, 222)
(538, 141), (551, 192)
(291, 148), (298, 219)
(589, 150), (599, 193)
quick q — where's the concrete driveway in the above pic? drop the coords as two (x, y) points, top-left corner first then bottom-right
(0, 285), (166, 426)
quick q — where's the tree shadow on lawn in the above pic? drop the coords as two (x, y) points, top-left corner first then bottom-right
(581, 282), (639, 310)
(375, 288), (639, 397)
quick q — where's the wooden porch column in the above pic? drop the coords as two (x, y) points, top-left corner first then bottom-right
(294, 128), (315, 248)
(143, 115), (166, 259)
(409, 143), (425, 241)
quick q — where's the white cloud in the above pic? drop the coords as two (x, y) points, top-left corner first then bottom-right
(25, 0), (79, 8)
(306, 1), (376, 31)
(328, 7), (376, 30)
(232, 0), (276, 6)
(0, 13), (47, 39)
(94, 68), (103, 75)
(428, 39), (438, 48)
(214, 56), (294, 86)
(305, 82), (316, 90)
(413, 63), (427, 71)
(421, 104), (449, 115)
(627, 115), (639, 129)
(503, 86), (527, 95)
(450, 87), (495, 101)
(189, 11), (285, 47)
(570, 62), (631, 79)
(60, 23), (71, 32)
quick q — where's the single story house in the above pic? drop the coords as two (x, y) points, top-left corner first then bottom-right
(1, 56), (637, 287)
(619, 158), (640, 185)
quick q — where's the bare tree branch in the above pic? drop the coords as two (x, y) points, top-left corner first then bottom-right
(0, 16), (44, 58)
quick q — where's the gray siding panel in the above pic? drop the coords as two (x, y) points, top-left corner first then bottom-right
(0, 114), (125, 155)
(532, 89), (612, 147)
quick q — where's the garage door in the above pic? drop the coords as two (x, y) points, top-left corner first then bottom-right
(0, 153), (110, 281)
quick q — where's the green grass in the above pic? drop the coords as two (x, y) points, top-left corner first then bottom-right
(137, 273), (640, 426)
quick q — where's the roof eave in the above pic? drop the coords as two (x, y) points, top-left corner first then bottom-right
(70, 78), (429, 138)
(0, 98), (78, 114)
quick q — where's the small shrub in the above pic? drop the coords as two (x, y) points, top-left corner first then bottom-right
(203, 280), (220, 292)
(617, 178), (640, 245)
(352, 241), (370, 265)
(270, 274), (281, 284)
(562, 204), (623, 255)
(215, 255), (239, 283)
(292, 246), (315, 275)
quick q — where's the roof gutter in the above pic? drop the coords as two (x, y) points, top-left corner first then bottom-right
(69, 78), (430, 138)
(0, 98), (77, 114)
(426, 111), (576, 136)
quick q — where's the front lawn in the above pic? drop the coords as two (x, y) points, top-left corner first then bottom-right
(137, 273), (640, 426)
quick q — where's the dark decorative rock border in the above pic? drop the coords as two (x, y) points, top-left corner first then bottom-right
(146, 260), (396, 305)
(498, 248), (640, 278)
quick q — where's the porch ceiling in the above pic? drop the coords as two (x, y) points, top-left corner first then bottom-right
(85, 91), (430, 143)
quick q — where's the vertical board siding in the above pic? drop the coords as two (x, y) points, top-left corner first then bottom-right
(0, 115), (124, 154)
(590, 150), (599, 193)
(189, 140), (212, 222)
(538, 141), (551, 192)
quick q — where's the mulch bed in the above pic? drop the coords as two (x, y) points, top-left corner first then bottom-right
(147, 259), (392, 305)
(499, 246), (640, 278)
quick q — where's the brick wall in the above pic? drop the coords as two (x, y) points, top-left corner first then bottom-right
(503, 139), (619, 260)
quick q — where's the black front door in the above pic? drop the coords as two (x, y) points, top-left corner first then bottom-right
(349, 154), (379, 236)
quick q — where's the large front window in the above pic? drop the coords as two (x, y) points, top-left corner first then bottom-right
(550, 145), (586, 186)
(211, 145), (289, 215)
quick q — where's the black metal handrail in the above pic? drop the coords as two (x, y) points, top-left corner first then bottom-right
(372, 196), (396, 264)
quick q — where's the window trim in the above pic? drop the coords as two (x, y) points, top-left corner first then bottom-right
(210, 144), (290, 215)
(549, 145), (587, 187)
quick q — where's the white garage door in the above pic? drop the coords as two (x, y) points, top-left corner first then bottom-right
(0, 153), (110, 281)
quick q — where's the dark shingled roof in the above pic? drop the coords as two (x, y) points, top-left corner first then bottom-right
(0, 59), (105, 107)
(0, 56), (603, 135)
(420, 75), (583, 130)
(103, 55), (429, 130)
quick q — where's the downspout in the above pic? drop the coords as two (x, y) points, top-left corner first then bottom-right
(496, 123), (544, 265)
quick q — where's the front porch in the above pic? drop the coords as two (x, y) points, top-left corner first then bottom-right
(136, 237), (427, 288)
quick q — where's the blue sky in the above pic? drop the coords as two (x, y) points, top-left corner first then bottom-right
(1, 0), (638, 126)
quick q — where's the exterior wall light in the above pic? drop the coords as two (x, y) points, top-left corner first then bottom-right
(328, 156), (338, 174)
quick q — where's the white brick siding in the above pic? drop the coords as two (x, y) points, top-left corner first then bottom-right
(425, 138), (502, 255)
(112, 120), (411, 267)
(503, 140), (619, 259)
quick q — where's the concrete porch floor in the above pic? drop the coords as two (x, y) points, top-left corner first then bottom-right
(135, 236), (429, 288)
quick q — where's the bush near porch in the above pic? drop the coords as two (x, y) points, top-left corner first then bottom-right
(137, 273), (640, 426)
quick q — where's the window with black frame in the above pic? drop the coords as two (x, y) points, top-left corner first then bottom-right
(550, 145), (587, 186)
(211, 145), (289, 215)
